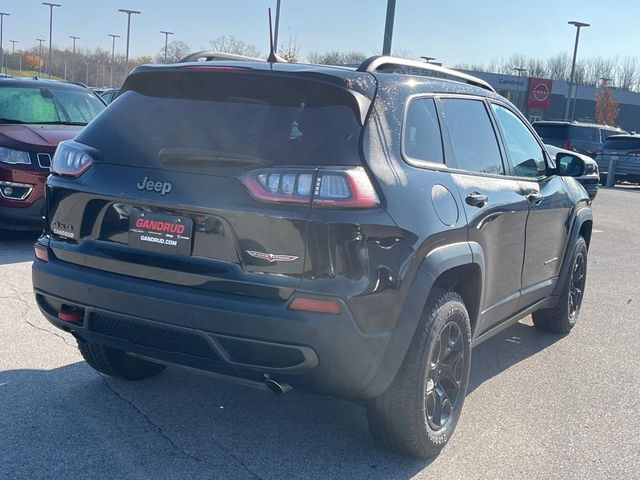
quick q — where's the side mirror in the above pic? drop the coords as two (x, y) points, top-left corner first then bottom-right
(556, 152), (585, 177)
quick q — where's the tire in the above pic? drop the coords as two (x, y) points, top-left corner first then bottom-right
(77, 339), (166, 380)
(532, 235), (588, 334)
(366, 291), (472, 459)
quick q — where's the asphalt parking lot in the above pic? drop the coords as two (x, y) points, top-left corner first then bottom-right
(1, 186), (639, 480)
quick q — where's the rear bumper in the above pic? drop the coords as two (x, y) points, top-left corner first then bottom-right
(32, 253), (396, 399)
(0, 197), (45, 230)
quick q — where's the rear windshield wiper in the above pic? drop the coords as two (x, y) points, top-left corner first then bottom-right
(0, 118), (28, 124)
(36, 121), (88, 126)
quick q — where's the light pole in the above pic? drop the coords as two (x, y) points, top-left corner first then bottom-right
(0, 12), (9, 76)
(42, 3), (61, 79)
(382, 0), (396, 55)
(69, 35), (79, 81)
(564, 21), (590, 121)
(273, 0), (281, 52)
(36, 38), (46, 76)
(69, 35), (79, 55)
(9, 40), (17, 74)
(513, 67), (528, 112)
(108, 34), (120, 88)
(118, 8), (141, 78)
(160, 31), (173, 63)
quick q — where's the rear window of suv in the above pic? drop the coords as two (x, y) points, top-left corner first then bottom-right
(601, 137), (640, 150)
(78, 71), (365, 168)
(533, 124), (568, 140)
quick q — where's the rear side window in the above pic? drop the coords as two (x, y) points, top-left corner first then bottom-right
(440, 98), (503, 175)
(78, 72), (364, 168)
(569, 126), (597, 142)
(403, 98), (443, 163)
(600, 129), (620, 141)
(533, 124), (568, 140)
(602, 137), (640, 151)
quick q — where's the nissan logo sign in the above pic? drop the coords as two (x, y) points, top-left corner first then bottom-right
(532, 82), (551, 102)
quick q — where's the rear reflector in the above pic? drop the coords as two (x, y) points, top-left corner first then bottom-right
(289, 297), (342, 315)
(34, 244), (49, 262)
(57, 310), (83, 323)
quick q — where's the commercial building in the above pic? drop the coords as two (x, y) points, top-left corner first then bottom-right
(462, 70), (640, 133)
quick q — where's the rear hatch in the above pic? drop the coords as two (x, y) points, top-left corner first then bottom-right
(45, 65), (375, 300)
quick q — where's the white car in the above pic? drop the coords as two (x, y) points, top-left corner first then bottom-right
(546, 144), (599, 200)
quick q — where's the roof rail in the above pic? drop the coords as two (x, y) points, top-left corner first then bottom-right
(357, 56), (495, 93)
(178, 50), (265, 63)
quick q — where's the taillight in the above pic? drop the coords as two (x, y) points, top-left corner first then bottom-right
(50, 140), (96, 177)
(562, 140), (571, 150)
(242, 167), (380, 209)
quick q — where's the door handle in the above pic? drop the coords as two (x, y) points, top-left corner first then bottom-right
(527, 192), (544, 205)
(465, 192), (488, 207)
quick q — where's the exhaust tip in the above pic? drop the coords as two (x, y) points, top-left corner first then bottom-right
(264, 378), (292, 395)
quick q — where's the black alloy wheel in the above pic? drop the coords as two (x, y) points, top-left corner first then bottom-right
(425, 321), (465, 430)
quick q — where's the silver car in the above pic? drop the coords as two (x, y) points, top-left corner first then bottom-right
(595, 135), (640, 185)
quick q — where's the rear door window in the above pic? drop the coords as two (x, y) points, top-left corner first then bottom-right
(439, 98), (504, 175)
(403, 97), (444, 164)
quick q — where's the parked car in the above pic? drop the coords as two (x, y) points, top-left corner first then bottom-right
(594, 134), (640, 185)
(100, 89), (119, 104)
(545, 144), (599, 199)
(533, 120), (627, 157)
(0, 77), (105, 232)
(32, 56), (592, 459)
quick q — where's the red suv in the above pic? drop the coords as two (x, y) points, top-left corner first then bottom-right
(0, 77), (104, 232)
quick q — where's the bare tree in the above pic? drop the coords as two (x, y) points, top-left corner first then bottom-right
(391, 47), (412, 59)
(155, 40), (191, 63)
(546, 53), (572, 82)
(615, 56), (639, 91)
(208, 35), (260, 58)
(279, 31), (299, 63)
(307, 50), (367, 65)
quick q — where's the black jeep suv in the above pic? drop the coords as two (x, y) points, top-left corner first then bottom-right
(32, 56), (592, 458)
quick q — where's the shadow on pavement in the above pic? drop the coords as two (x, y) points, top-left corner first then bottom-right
(468, 321), (563, 395)
(0, 230), (38, 265)
(0, 320), (562, 479)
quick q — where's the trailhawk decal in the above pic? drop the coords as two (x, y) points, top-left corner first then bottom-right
(246, 250), (299, 263)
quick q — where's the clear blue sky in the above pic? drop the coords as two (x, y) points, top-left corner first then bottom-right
(1, 0), (638, 65)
